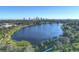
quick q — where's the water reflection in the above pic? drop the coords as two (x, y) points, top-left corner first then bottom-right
(12, 24), (63, 44)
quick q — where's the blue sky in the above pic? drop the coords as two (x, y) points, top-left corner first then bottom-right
(0, 6), (79, 19)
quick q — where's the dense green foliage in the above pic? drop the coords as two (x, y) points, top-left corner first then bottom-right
(35, 20), (79, 52)
(0, 19), (79, 52)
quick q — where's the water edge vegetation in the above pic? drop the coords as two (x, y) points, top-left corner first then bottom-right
(0, 19), (79, 52)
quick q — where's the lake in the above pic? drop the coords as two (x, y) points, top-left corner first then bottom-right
(12, 24), (63, 44)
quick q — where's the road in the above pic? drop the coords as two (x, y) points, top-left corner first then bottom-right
(43, 47), (53, 52)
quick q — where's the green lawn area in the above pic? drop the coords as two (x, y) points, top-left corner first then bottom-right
(73, 43), (79, 49)
(15, 40), (31, 47)
(4, 26), (32, 47)
(0, 31), (3, 39)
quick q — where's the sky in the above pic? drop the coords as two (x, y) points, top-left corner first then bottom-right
(0, 6), (79, 19)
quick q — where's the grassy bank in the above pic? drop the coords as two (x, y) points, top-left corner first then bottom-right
(0, 25), (34, 52)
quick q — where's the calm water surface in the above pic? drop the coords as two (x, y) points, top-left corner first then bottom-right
(12, 24), (63, 44)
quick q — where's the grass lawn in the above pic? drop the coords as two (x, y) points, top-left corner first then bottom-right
(73, 43), (79, 49)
